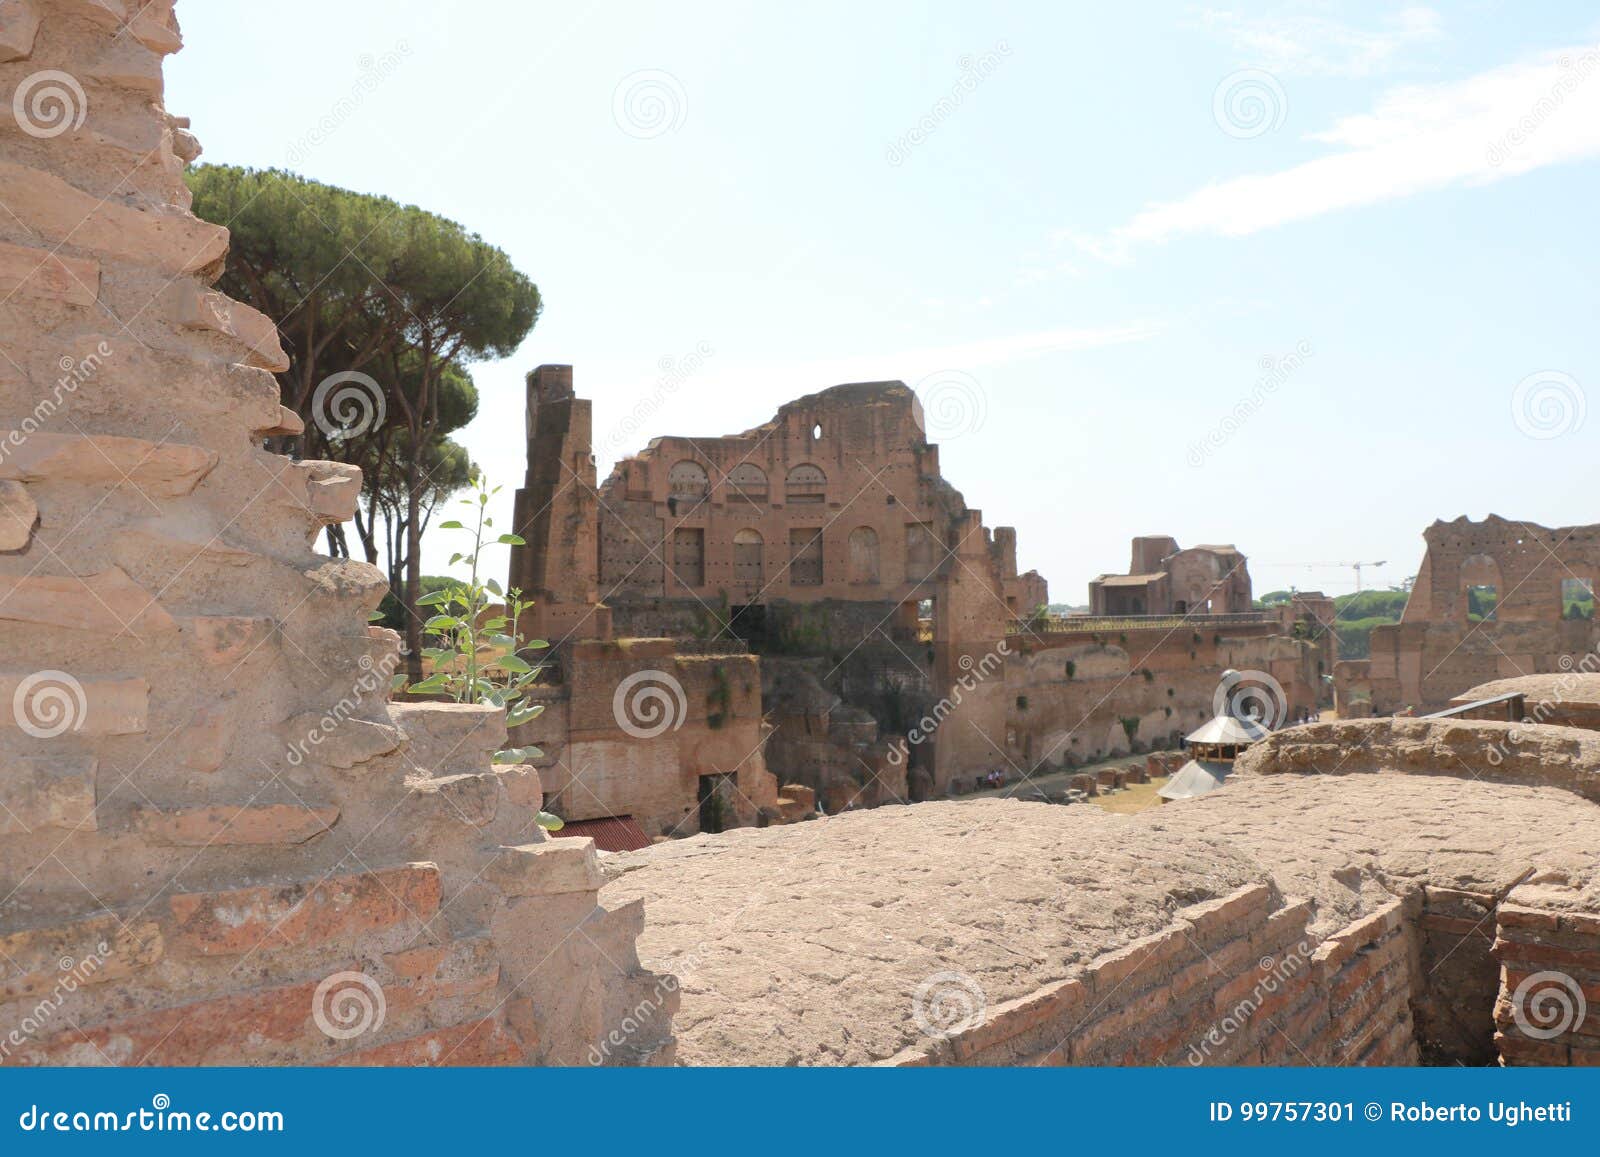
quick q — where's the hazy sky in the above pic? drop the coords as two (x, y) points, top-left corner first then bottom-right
(166, 2), (1599, 602)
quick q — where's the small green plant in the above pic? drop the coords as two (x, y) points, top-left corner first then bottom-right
(1065, 660), (1076, 679)
(1141, 667), (1155, 682)
(403, 473), (562, 831)
(1120, 715), (1140, 742)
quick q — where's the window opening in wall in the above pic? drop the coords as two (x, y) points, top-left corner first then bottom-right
(1563, 578), (1594, 620)
(1467, 585), (1498, 622)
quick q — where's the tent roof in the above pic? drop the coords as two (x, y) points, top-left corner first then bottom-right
(1157, 759), (1234, 801)
(1185, 713), (1273, 744)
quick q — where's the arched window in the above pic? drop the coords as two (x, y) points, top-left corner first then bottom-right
(785, 464), (826, 505)
(668, 460), (709, 502)
(727, 463), (769, 503)
(733, 528), (764, 587)
(847, 526), (880, 585)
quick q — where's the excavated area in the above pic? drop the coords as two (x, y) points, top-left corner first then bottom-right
(603, 719), (1600, 1067)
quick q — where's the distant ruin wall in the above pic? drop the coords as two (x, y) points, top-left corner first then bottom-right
(1000, 624), (1321, 770)
(1369, 516), (1600, 712)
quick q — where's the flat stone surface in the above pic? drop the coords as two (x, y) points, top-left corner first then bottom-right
(606, 772), (1600, 1065)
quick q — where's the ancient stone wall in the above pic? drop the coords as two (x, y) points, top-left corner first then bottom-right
(1369, 516), (1600, 712)
(0, 1), (670, 1066)
(1002, 622), (1322, 766)
(510, 640), (776, 837)
(589, 383), (1044, 616)
(884, 885), (1418, 1067)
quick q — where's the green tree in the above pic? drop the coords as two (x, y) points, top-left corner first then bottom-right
(187, 166), (540, 677)
(367, 208), (540, 680)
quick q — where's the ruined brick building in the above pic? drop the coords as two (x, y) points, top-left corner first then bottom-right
(1350, 515), (1600, 714)
(1088, 536), (1253, 617)
(509, 370), (1047, 810)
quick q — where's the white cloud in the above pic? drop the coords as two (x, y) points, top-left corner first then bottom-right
(1195, 6), (1444, 78)
(1075, 44), (1600, 257)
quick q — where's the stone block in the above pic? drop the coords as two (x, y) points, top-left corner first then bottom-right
(0, 0), (40, 62)
(130, 803), (339, 846)
(0, 755), (96, 834)
(0, 240), (98, 307)
(0, 674), (147, 737)
(166, 283), (289, 371)
(0, 913), (160, 1002)
(487, 840), (603, 898)
(167, 864), (441, 957)
(0, 567), (175, 635)
(0, 161), (227, 274)
(327, 1016), (523, 1067)
(0, 431), (216, 496)
(0, 480), (37, 548)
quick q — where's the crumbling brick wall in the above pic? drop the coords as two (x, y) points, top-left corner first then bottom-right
(884, 885), (1419, 1067)
(0, 1), (671, 1066)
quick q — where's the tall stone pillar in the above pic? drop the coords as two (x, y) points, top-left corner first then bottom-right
(0, 0), (670, 1065)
